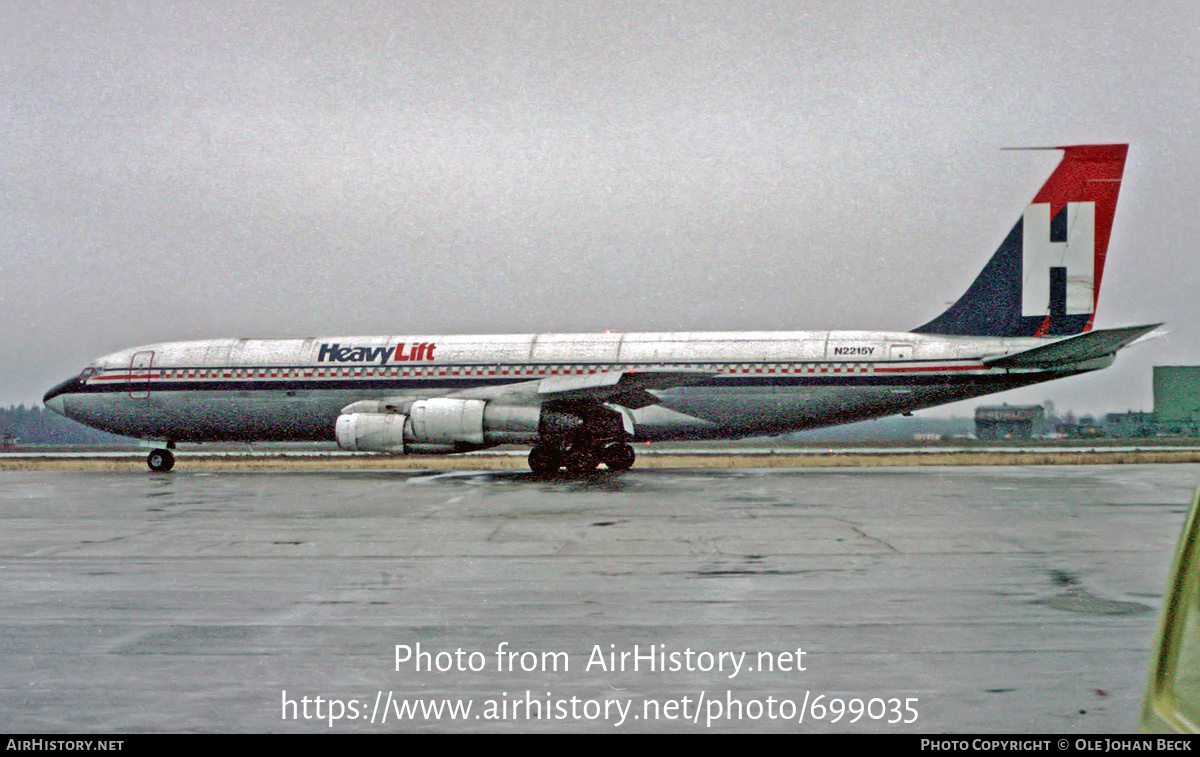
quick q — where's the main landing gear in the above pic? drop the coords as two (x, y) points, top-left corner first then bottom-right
(528, 438), (636, 476)
(528, 402), (637, 476)
(147, 444), (175, 472)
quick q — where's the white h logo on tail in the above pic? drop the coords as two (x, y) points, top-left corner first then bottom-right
(1021, 201), (1096, 317)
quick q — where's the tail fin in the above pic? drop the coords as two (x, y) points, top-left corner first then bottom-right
(913, 144), (1128, 337)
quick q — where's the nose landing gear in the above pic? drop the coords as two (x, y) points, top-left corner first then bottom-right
(147, 448), (175, 472)
(146, 441), (176, 472)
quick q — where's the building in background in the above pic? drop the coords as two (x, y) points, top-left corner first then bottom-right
(1151, 366), (1200, 435)
(1103, 411), (1157, 438)
(1054, 366), (1200, 439)
(975, 405), (1046, 440)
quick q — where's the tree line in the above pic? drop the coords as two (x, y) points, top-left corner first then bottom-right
(1, 405), (135, 446)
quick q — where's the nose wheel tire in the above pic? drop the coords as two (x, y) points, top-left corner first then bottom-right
(147, 449), (175, 472)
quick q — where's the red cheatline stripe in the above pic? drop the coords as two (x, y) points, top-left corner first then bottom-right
(875, 364), (981, 373)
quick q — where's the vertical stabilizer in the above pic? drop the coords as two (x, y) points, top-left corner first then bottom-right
(914, 144), (1128, 337)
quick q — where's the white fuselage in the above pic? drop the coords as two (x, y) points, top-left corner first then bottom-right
(45, 329), (1100, 446)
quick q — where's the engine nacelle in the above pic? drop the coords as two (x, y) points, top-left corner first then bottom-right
(336, 399), (623, 453)
(336, 399), (540, 453)
(409, 398), (486, 445)
(335, 412), (408, 453)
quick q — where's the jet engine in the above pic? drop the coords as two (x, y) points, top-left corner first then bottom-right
(335, 398), (583, 454)
(335, 412), (411, 453)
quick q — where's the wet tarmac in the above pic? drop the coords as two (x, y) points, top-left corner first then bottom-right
(3, 464), (1198, 732)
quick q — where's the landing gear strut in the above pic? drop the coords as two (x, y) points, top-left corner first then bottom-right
(147, 448), (175, 472)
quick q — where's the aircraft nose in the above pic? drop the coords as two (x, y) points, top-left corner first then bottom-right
(43, 377), (81, 416)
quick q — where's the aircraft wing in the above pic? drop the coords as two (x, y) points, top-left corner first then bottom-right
(446, 368), (716, 409)
(982, 323), (1162, 368)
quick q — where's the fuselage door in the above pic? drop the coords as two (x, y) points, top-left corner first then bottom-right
(889, 343), (913, 361)
(129, 351), (154, 399)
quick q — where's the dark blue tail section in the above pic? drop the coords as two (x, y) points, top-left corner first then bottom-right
(914, 145), (1128, 338)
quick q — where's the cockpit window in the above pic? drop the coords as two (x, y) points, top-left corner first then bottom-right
(78, 367), (95, 380)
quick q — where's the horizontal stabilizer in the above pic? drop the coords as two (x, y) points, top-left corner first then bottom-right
(982, 323), (1161, 368)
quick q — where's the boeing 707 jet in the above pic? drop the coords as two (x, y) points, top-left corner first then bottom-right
(44, 144), (1156, 473)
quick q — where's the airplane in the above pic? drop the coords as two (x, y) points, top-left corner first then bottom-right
(44, 143), (1157, 474)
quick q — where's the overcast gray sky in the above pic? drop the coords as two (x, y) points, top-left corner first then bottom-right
(3, 1), (1197, 415)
